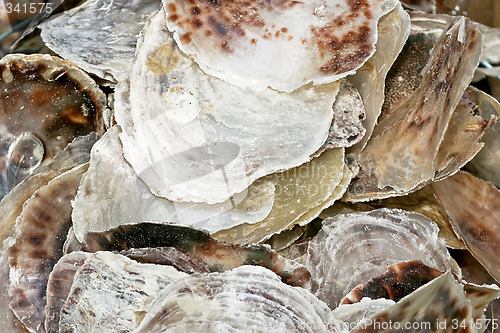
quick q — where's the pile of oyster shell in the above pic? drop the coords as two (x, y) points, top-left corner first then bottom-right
(1, 0), (500, 332)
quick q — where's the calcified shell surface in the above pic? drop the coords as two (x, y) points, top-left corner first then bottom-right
(347, 16), (483, 201)
(0, 54), (105, 200)
(8, 164), (87, 333)
(351, 272), (475, 333)
(59, 251), (187, 333)
(340, 260), (444, 305)
(162, 0), (399, 92)
(115, 9), (340, 204)
(45, 252), (90, 333)
(72, 126), (276, 240)
(306, 208), (454, 308)
(214, 147), (347, 245)
(135, 265), (338, 333)
(431, 171), (500, 283)
(40, 0), (161, 81)
(79, 222), (311, 288)
(346, 3), (410, 160)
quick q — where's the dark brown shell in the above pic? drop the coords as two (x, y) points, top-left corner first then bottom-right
(340, 260), (444, 305)
(76, 222), (311, 288)
(0, 54), (105, 199)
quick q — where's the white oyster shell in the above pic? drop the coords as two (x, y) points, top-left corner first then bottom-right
(40, 0), (161, 82)
(162, 0), (399, 92)
(59, 251), (187, 333)
(135, 265), (339, 332)
(115, 9), (339, 204)
(306, 208), (455, 308)
(72, 126), (276, 241)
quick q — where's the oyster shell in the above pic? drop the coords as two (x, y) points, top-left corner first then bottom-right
(465, 86), (500, 186)
(115, 8), (339, 204)
(316, 79), (366, 152)
(135, 265), (338, 332)
(162, 0), (399, 92)
(431, 171), (500, 283)
(118, 247), (209, 274)
(8, 164), (87, 333)
(76, 222), (311, 288)
(0, 133), (95, 333)
(40, 0), (161, 82)
(44, 252), (90, 333)
(0, 132), (96, 244)
(331, 298), (395, 331)
(71, 126), (276, 239)
(340, 260), (444, 305)
(346, 3), (410, 161)
(306, 208), (455, 308)
(434, 92), (496, 181)
(346, 16), (485, 201)
(214, 148), (348, 245)
(452, 249), (500, 322)
(349, 272), (476, 333)
(59, 251), (188, 333)
(323, 185), (465, 249)
(0, 54), (105, 200)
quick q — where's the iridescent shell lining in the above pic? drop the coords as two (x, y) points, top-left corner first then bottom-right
(306, 208), (455, 308)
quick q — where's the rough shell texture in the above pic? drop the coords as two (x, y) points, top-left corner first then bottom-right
(213, 147), (347, 245)
(118, 247), (210, 274)
(325, 186), (465, 249)
(59, 251), (187, 333)
(162, 0), (399, 92)
(40, 0), (161, 82)
(0, 132), (96, 246)
(350, 272), (475, 333)
(431, 171), (500, 283)
(452, 249), (500, 322)
(306, 208), (455, 308)
(44, 252), (90, 333)
(135, 265), (338, 332)
(115, 9), (339, 204)
(0, 133), (95, 333)
(71, 126), (276, 239)
(340, 260), (444, 305)
(434, 93), (496, 181)
(465, 86), (500, 187)
(345, 3), (410, 162)
(316, 79), (366, 152)
(331, 298), (395, 331)
(0, 54), (105, 200)
(8, 164), (87, 333)
(77, 222), (311, 288)
(347, 17), (483, 201)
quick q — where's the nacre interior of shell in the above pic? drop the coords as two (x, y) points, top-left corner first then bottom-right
(1, 0), (500, 332)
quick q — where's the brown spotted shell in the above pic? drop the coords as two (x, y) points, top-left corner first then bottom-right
(162, 0), (400, 92)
